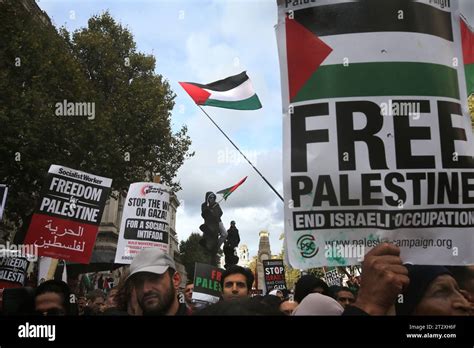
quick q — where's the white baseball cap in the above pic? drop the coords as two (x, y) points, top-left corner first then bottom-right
(127, 247), (176, 280)
(269, 289), (283, 296)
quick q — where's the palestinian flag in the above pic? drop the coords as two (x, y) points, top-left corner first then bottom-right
(216, 176), (247, 200)
(461, 16), (474, 95)
(284, 0), (463, 102)
(179, 72), (262, 110)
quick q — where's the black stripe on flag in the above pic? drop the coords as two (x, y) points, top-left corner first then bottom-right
(294, 0), (453, 41)
(191, 71), (249, 92)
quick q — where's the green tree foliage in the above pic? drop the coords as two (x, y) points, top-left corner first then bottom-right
(306, 267), (325, 279)
(0, 3), (193, 237)
(179, 233), (214, 281)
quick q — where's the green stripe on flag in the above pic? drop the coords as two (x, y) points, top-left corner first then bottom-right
(204, 94), (262, 110)
(293, 62), (460, 102)
(465, 64), (474, 94)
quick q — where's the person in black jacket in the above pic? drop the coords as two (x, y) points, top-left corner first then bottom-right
(200, 191), (227, 266)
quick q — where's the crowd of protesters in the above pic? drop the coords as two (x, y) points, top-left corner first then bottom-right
(1, 243), (473, 316)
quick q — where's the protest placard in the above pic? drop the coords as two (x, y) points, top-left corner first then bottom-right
(0, 256), (28, 289)
(24, 165), (112, 263)
(192, 262), (223, 304)
(277, 0), (474, 268)
(263, 259), (287, 293)
(115, 182), (171, 263)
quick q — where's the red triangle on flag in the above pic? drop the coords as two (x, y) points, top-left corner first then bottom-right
(461, 17), (474, 65)
(179, 82), (211, 104)
(286, 17), (333, 101)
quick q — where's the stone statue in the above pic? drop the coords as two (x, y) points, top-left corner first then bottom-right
(223, 221), (240, 269)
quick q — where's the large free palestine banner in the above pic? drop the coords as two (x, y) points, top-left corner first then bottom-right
(277, 0), (474, 268)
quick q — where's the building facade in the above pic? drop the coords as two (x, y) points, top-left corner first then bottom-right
(237, 244), (249, 268)
(256, 231), (271, 293)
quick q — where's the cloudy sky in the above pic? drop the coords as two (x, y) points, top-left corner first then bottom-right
(37, 0), (473, 258)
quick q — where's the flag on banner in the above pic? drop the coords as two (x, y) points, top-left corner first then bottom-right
(461, 15), (474, 95)
(284, 2), (463, 103)
(216, 176), (247, 200)
(179, 72), (262, 110)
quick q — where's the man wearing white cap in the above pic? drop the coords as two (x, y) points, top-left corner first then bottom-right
(268, 289), (284, 300)
(126, 247), (190, 315)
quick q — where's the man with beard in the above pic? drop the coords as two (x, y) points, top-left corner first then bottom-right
(126, 247), (190, 315)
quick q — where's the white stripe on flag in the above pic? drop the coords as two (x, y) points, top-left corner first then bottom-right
(205, 78), (256, 102)
(321, 32), (456, 67)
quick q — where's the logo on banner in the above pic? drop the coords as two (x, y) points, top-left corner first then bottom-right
(140, 185), (164, 196)
(297, 234), (318, 258)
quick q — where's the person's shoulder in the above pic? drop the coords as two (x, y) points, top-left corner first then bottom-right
(101, 308), (129, 316)
(176, 302), (192, 316)
(342, 305), (370, 316)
